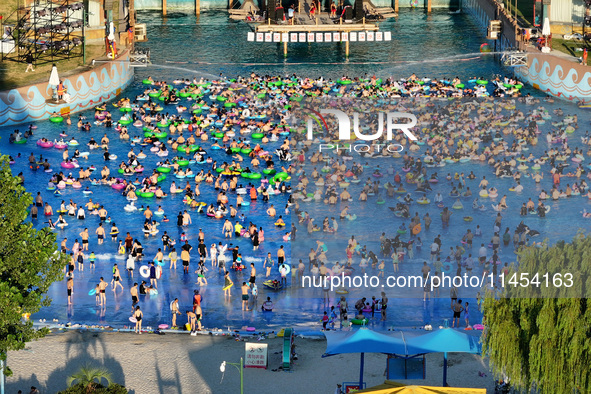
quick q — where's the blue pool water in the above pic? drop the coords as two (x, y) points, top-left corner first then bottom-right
(1, 10), (589, 332)
(135, 10), (525, 83)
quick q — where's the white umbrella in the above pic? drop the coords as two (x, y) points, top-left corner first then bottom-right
(108, 21), (115, 41)
(49, 65), (59, 86)
(542, 17), (550, 37)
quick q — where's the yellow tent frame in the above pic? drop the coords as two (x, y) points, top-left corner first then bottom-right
(355, 380), (486, 394)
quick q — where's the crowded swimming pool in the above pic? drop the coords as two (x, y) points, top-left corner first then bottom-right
(2, 10), (590, 333)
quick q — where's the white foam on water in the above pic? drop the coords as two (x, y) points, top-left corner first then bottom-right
(243, 256), (263, 263)
(94, 253), (125, 260)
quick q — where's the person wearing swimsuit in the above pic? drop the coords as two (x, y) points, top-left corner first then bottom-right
(134, 306), (143, 334)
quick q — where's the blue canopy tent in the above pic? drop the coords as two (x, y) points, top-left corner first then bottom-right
(406, 328), (482, 386)
(323, 328), (425, 389)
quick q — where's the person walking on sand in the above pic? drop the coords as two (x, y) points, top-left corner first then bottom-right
(133, 306), (143, 334)
(241, 282), (250, 311)
(98, 277), (108, 306)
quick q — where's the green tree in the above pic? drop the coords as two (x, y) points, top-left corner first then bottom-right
(0, 155), (67, 376)
(482, 235), (591, 392)
(66, 365), (113, 393)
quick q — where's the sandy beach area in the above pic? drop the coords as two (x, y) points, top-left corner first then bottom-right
(5, 330), (496, 393)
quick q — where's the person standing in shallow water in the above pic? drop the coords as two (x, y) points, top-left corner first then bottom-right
(134, 306), (143, 334)
(381, 291), (388, 321)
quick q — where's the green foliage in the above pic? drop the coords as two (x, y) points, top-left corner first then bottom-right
(0, 155), (68, 376)
(58, 382), (128, 394)
(67, 365), (113, 390)
(483, 235), (591, 392)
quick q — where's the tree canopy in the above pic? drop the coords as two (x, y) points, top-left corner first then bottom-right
(0, 155), (67, 376)
(483, 235), (591, 392)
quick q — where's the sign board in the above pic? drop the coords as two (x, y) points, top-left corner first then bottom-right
(247, 32), (255, 42)
(245, 342), (268, 369)
(358, 31), (366, 41)
(333, 32), (340, 41)
(376, 31), (383, 41)
(256, 32), (264, 42)
(290, 33), (298, 42)
(367, 31), (375, 41)
(281, 32), (289, 42)
(264, 32), (272, 42)
(299, 33), (306, 42)
(349, 32), (357, 41)
(343, 382), (366, 393)
(308, 32), (315, 42)
(342, 32), (348, 42)
(384, 31), (392, 41)
(273, 32), (281, 42)
(324, 32), (332, 42)
(316, 32), (323, 42)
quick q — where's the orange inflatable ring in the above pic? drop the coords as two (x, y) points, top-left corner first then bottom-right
(412, 223), (421, 235)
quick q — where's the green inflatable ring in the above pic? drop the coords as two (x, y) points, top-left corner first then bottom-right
(351, 318), (369, 325)
(148, 92), (160, 97)
(241, 148), (252, 154)
(118, 119), (132, 126)
(157, 167), (171, 173)
(249, 172), (262, 180)
(263, 169), (276, 175)
(216, 96), (227, 102)
(157, 175), (166, 183)
(251, 133), (264, 139)
(49, 116), (64, 123)
(337, 80), (352, 85)
(176, 160), (189, 167)
(142, 79), (153, 84)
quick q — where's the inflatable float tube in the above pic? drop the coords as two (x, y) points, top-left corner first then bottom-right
(464, 216), (473, 222)
(88, 288), (96, 296)
(397, 229), (407, 234)
(351, 318), (368, 325)
(49, 116), (64, 123)
(251, 133), (264, 139)
(138, 265), (150, 278)
(136, 191), (155, 198)
(157, 166), (171, 173)
(263, 280), (283, 290)
(37, 140), (54, 148)
(142, 79), (153, 85)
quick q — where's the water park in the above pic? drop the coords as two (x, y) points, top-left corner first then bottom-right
(1, 0), (591, 392)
